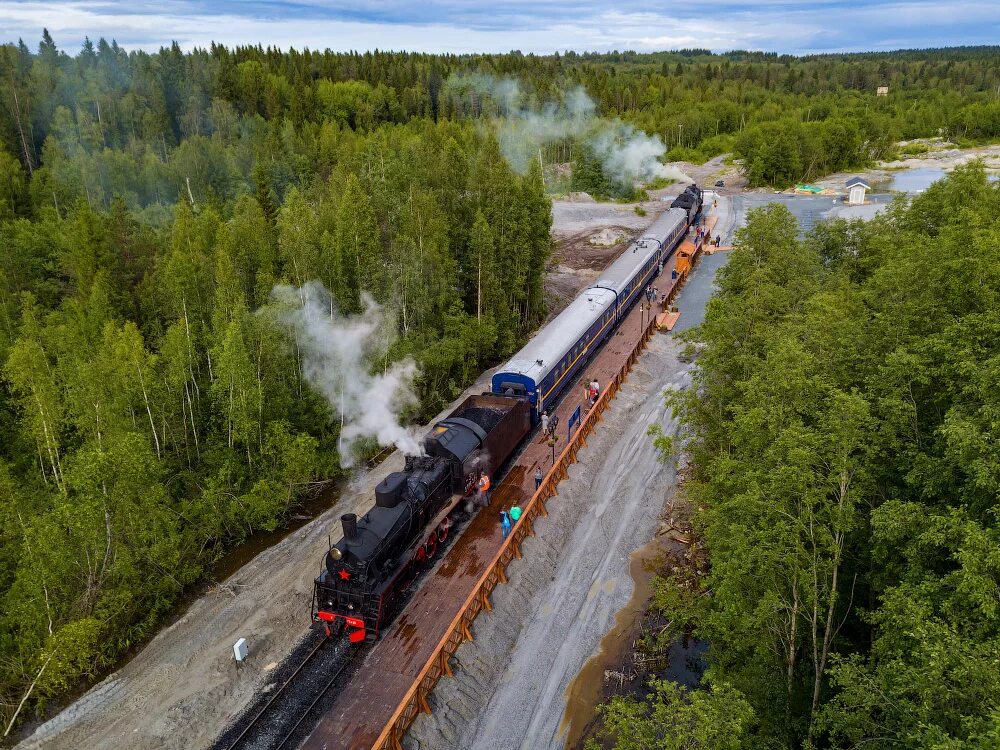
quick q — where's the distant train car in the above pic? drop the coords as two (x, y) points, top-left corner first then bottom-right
(491, 188), (701, 416)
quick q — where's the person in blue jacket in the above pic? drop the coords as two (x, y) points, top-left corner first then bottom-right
(500, 510), (512, 540)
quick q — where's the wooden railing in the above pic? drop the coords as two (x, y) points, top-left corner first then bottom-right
(369, 229), (707, 750)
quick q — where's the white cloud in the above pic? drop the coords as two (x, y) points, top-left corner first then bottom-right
(0, 0), (998, 54)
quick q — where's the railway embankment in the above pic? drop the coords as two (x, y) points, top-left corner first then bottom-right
(405, 203), (736, 750)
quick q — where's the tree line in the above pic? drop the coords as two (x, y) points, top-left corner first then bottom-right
(1, 30), (998, 733)
(595, 165), (1000, 748)
(0, 34), (552, 732)
(3, 37), (1000, 213)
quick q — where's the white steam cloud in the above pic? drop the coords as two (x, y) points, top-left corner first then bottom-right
(446, 74), (691, 187)
(269, 281), (423, 465)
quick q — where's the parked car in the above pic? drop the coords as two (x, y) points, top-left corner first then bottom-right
(714, 179), (725, 187)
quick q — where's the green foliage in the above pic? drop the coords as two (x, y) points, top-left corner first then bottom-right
(659, 165), (1000, 747)
(0, 32), (997, 731)
(0, 35), (555, 730)
(588, 680), (755, 750)
(647, 423), (674, 463)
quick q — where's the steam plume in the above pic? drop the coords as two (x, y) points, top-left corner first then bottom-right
(269, 281), (423, 465)
(446, 74), (692, 186)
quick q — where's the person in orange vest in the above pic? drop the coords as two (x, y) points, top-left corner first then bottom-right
(476, 471), (491, 508)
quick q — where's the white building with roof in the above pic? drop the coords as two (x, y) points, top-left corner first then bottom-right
(846, 176), (872, 205)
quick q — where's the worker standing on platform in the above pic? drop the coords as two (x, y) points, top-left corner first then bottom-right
(534, 466), (543, 490)
(540, 410), (549, 437)
(476, 471), (491, 508)
(500, 510), (511, 539)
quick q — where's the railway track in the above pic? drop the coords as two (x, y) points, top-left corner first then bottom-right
(213, 417), (548, 750)
(215, 634), (362, 750)
(211, 489), (501, 750)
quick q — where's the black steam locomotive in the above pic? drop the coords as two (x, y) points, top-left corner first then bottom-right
(312, 394), (530, 642)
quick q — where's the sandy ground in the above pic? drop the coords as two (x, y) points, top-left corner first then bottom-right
(405, 335), (690, 750)
(405, 197), (737, 750)
(546, 197), (667, 311)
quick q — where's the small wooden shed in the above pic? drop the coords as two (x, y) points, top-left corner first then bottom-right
(846, 176), (871, 205)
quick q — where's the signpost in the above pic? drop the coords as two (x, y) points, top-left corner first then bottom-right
(568, 405), (581, 439)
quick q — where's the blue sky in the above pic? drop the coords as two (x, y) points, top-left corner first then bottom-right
(2, 1), (998, 55)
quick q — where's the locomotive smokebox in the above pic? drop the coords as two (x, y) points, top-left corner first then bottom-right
(341, 513), (359, 539)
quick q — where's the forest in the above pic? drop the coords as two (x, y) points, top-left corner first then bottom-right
(595, 165), (1000, 748)
(0, 32), (999, 733)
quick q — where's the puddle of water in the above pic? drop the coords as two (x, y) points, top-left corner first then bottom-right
(559, 531), (709, 750)
(875, 167), (947, 193)
(875, 167), (999, 193)
(559, 535), (664, 748)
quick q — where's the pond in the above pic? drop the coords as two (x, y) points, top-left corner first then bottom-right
(876, 167), (999, 193)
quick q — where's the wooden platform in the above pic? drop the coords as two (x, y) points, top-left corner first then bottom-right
(656, 311), (681, 331)
(302, 213), (715, 750)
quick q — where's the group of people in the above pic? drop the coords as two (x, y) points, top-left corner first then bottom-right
(587, 378), (600, 407)
(466, 469), (491, 513)
(499, 504), (522, 540)
(695, 225), (722, 247)
(540, 409), (559, 438)
(466, 468), (522, 541)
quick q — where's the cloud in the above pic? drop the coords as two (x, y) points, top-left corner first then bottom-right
(1, 0), (998, 55)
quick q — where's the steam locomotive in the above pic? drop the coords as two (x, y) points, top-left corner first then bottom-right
(312, 184), (703, 643)
(312, 394), (531, 642)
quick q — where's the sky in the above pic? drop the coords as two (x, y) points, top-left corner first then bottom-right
(1, 0), (999, 56)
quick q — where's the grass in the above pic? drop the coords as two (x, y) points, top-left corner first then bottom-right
(644, 176), (677, 190)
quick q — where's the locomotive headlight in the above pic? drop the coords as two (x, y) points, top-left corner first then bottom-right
(330, 547), (342, 561)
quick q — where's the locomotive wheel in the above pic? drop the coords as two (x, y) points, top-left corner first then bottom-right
(424, 534), (438, 559)
(438, 519), (450, 544)
(414, 545), (426, 563)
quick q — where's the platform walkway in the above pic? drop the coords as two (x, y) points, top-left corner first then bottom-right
(303, 212), (718, 750)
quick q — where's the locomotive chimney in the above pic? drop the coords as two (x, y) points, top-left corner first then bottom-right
(341, 513), (358, 540)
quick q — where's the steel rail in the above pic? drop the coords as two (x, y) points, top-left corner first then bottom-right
(273, 646), (359, 750)
(224, 635), (330, 750)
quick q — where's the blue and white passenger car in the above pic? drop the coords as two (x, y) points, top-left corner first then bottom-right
(491, 185), (702, 417)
